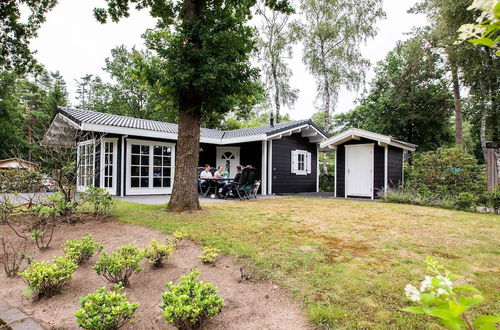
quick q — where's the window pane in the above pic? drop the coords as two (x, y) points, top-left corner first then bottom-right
(131, 177), (139, 187)
(140, 178), (149, 187)
(108, 166), (113, 176)
(154, 157), (162, 166)
(163, 178), (171, 187)
(141, 145), (149, 154)
(141, 156), (149, 165)
(153, 167), (162, 177)
(109, 143), (113, 153)
(132, 145), (140, 154)
(153, 178), (162, 187)
(154, 146), (162, 155)
(141, 166), (149, 176)
(163, 167), (171, 177)
(163, 157), (171, 166)
(163, 147), (171, 156)
(131, 155), (140, 165)
(131, 166), (139, 176)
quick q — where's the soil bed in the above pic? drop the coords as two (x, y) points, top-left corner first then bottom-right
(1, 217), (309, 329)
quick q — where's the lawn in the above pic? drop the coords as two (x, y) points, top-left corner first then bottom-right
(115, 197), (500, 329)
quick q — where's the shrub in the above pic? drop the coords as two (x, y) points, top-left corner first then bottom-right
(75, 284), (139, 330)
(19, 256), (77, 298)
(92, 244), (143, 286)
(29, 224), (55, 250)
(319, 173), (335, 192)
(199, 246), (220, 264)
(479, 187), (500, 214)
(454, 192), (478, 211)
(80, 186), (114, 217)
(403, 257), (500, 330)
(407, 147), (486, 198)
(1, 228), (29, 277)
(62, 234), (103, 265)
(160, 270), (224, 329)
(172, 230), (188, 244)
(143, 239), (174, 268)
(0, 169), (43, 193)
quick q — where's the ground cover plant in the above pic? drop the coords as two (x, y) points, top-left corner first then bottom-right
(19, 256), (77, 298)
(75, 284), (139, 329)
(142, 239), (174, 268)
(160, 270), (225, 330)
(199, 246), (220, 264)
(115, 197), (500, 329)
(62, 234), (103, 265)
(93, 244), (143, 286)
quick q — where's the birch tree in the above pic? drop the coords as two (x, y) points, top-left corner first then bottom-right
(299, 0), (384, 133)
(255, 1), (298, 122)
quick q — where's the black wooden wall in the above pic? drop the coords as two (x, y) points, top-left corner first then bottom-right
(271, 133), (317, 194)
(387, 146), (403, 188)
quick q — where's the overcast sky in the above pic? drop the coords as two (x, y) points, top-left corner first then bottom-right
(31, 0), (428, 120)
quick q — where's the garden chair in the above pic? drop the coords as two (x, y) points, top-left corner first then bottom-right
(226, 167), (249, 200)
(241, 168), (258, 200)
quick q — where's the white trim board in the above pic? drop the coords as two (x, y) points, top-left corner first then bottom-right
(320, 128), (416, 151)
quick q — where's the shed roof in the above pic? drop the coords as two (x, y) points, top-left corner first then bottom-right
(319, 128), (416, 151)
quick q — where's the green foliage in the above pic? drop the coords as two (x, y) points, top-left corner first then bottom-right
(171, 230), (188, 244)
(19, 256), (77, 298)
(29, 223), (55, 250)
(80, 186), (114, 217)
(36, 192), (74, 218)
(199, 246), (220, 264)
(142, 239), (174, 268)
(62, 234), (103, 265)
(319, 173), (335, 193)
(0, 169), (43, 193)
(478, 187), (500, 213)
(75, 284), (139, 330)
(92, 244), (143, 286)
(403, 257), (500, 330)
(454, 192), (479, 211)
(160, 270), (224, 330)
(407, 147), (486, 198)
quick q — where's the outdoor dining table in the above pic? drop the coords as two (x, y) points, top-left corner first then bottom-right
(201, 177), (234, 197)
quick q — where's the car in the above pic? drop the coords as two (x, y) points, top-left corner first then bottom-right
(42, 175), (57, 192)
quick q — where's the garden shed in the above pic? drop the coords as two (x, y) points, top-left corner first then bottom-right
(319, 128), (416, 199)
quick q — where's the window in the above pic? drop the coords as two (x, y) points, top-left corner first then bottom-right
(102, 141), (115, 189)
(152, 145), (172, 188)
(130, 144), (150, 188)
(291, 150), (312, 175)
(77, 140), (95, 188)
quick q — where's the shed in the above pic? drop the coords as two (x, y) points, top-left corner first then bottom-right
(0, 158), (39, 170)
(319, 128), (416, 199)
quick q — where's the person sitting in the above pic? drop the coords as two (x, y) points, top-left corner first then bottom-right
(220, 165), (242, 198)
(214, 166), (224, 179)
(200, 164), (213, 193)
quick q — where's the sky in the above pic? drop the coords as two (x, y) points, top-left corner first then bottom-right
(30, 0), (428, 120)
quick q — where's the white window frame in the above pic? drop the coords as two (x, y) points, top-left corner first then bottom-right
(76, 139), (96, 192)
(126, 139), (176, 195)
(291, 149), (311, 176)
(100, 138), (118, 195)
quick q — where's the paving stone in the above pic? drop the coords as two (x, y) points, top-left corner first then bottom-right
(10, 318), (44, 330)
(0, 301), (10, 314)
(0, 308), (26, 324)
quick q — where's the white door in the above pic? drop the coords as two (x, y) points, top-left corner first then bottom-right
(100, 139), (118, 195)
(345, 144), (373, 198)
(216, 147), (240, 178)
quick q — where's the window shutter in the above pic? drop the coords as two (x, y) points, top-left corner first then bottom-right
(291, 150), (298, 173)
(306, 152), (312, 174)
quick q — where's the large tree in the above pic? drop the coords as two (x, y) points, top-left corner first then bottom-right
(0, 0), (57, 74)
(94, 0), (292, 212)
(255, 0), (298, 122)
(298, 0), (385, 133)
(332, 36), (454, 151)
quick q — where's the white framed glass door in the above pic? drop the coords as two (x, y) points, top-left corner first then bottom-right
(126, 139), (175, 195)
(216, 147), (240, 178)
(100, 138), (118, 195)
(77, 139), (95, 192)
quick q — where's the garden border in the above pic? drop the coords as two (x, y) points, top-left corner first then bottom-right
(0, 300), (43, 330)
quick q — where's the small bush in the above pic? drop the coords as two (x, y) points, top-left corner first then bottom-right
(319, 173), (335, 192)
(75, 284), (139, 330)
(0, 169), (43, 193)
(19, 256), (77, 298)
(171, 230), (188, 244)
(199, 246), (220, 264)
(62, 234), (103, 265)
(479, 187), (500, 214)
(143, 239), (174, 268)
(80, 186), (114, 217)
(454, 192), (478, 211)
(160, 270), (224, 329)
(92, 244), (143, 286)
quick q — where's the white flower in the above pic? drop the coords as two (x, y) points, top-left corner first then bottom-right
(467, 0), (498, 23)
(420, 276), (432, 292)
(437, 288), (448, 296)
(405, 284), (421, 302)
(455, 24), (487, 44)
(436, 275), (453, 289)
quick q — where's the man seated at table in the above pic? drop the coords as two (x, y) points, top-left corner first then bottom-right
(220, 165), (242, 198)
(200, 164), (213, 192)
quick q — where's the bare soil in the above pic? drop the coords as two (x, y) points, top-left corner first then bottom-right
(0, 217), (310, 329)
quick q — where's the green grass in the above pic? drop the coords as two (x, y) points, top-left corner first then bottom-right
(114, 198), (500, 329)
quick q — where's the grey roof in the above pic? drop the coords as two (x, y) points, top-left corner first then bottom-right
(57, 107), (327, 141)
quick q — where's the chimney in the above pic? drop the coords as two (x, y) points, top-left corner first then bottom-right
(270, 112), (274, 127)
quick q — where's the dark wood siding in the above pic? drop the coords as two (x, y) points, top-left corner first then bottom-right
(335, 138), (385, 198)
(271, 133), (317, 194)
(388, 146), (403, 188)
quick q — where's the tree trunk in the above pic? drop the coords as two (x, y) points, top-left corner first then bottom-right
(167, 0), (202, 212)
(167, 110), (202, 212)
(272, 64), (280, 123)
(481, 108), (488, 165)
(450, 61), (463, 146)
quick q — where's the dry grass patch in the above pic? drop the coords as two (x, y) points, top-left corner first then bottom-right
(115, 197), (500, 329)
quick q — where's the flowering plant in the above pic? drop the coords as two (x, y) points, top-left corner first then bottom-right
(403, 257), (500, 329)
(456, 0), (500, 56)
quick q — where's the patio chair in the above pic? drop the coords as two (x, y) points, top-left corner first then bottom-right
(242, 168), (258, 199)
(227, 167), (249, 200)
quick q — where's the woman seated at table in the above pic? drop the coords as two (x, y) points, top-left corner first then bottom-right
(200, 164), (213, 192)
(214, 166), (224, 179)
(220, 165), (242, 198)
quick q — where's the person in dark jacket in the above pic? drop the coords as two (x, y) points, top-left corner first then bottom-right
(220, 165), (242, 198)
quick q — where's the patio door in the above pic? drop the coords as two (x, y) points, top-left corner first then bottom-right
(216, 147), (240, 178)
(345, 144), (373, 198)
(100, 139), (118, 195)
(127, 139), (175, 195)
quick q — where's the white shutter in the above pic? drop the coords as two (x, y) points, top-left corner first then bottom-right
(306, 152), (312, 174)
(291, 150), (298, 173)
